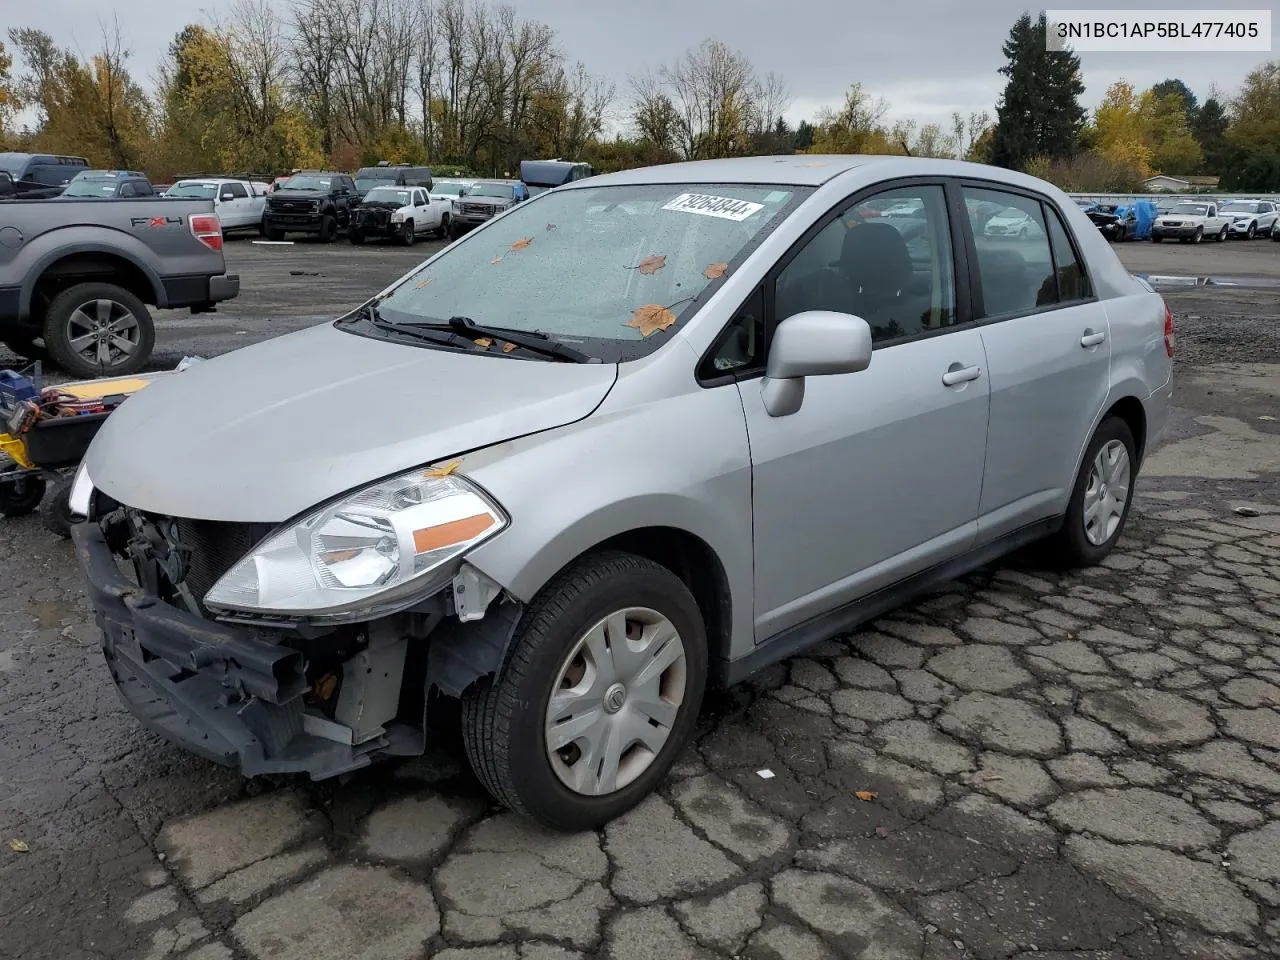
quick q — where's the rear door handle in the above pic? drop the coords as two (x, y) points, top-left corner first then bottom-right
(1081, 330), (1107, 347)
(942, 364), (982, 386)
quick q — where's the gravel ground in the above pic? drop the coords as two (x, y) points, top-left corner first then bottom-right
(1, 234), (1279, 960)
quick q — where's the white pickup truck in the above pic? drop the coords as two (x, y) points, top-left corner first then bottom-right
(163, 178), (269, 236)
(1150, 200), (1231, 243)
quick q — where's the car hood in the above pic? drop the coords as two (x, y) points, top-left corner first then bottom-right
(460, 196), (511, 206)
(269, 189), (327, 201)
(84, 323), (618, 523)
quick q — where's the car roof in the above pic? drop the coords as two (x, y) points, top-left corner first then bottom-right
(578, 155), (875, 188)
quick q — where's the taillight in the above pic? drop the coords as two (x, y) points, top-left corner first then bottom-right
(190, 213), (223, 252)
(1163, 303), (1175, 358)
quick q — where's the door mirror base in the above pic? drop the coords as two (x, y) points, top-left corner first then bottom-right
(759, 310), (873, 415)
(761, 376), (805, 418)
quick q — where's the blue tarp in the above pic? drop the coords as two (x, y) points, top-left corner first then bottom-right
(1131, 200), (1157, 240)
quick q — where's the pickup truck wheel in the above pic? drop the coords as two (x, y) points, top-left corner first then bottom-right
(1151, 235), (1162, 243)
(461, 550), (708, 831)
(258, 217), (267, 238)
(0, 474), (45, 517)
(349, 231), (366, 246)
(400, 220), (415, 246)
(1049, 416), (1136, 568)
(319, 215), (338, 243)
(436, 214), (450, 239)
(1218, 226), (1228, 242)
(449, 221), (464, 240)
(43, 283), (154, 378)
(1191, 227), (1203, 243)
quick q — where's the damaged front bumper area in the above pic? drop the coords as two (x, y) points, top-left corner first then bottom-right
(72, 518), (520, 780)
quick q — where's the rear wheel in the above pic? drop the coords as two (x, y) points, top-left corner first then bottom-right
(0, 474), (46, 517)
(461, 550), (707, 831)
(40, 479), (73, 538)
(1048, 416), (1137, 568)
(42, 282), (154, 378)
(436, 214), (451, 239)
(349, 231), (366, 246)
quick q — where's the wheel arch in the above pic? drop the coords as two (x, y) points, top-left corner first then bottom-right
(20, 245), (164, 325)
(1104, 395), (1147, 466)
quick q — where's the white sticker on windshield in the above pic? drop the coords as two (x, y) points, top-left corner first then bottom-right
(662, 193), (765, 222)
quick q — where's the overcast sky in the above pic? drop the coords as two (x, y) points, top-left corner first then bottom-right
(10, 0), (1280, 132)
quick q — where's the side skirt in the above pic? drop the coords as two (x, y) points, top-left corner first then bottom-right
(716, 515), (1063, 687)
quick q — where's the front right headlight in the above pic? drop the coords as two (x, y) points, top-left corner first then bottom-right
(203, 469), (508, 622)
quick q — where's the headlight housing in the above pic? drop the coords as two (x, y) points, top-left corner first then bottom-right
(68, 461), (94, 518)
(391, 210), (405, 223)
(203, 468), (507, 622)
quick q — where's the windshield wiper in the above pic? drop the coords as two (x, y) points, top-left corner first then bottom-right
(404, 315), (597, 363)
(344, 302), (474, 350)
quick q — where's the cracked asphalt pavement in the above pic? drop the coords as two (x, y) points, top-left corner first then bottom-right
(3, 239), (1280, 960)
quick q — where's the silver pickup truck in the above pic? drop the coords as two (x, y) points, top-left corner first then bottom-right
(0, 197), (240, 377)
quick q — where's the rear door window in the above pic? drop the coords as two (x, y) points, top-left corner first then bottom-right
(962, 187), (1056, 318)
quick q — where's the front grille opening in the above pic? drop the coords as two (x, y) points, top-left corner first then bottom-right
(175, 518), (275, 613)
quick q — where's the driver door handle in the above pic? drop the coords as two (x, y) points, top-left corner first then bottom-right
(1081, 330), (1107, 347)
(942, 364), (982, 386)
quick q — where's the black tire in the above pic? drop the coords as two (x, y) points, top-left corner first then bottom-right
(349, 231), (366, 246)
(40, 479), (73, 538)
(1151, 235), (1162, 243)
(400, 220), (415, 246)
(436, 214), (451, 239)
(266, 227), (286, 241)
(1048, 417), (1137, 568)
(1191, 227), (1203, 244)
(258, 217), (267, 238)
(42, 282), (154, 378)
(1217, 226), (1228, 242)
(0, 474), (46, 517)
(449, 222), (464, 240)
(319, 215), (338, 243)
(1246, 222), (1256, 240)
(461, 550), (708, 831)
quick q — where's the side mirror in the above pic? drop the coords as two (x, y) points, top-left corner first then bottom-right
(220, 192), (235, 201)
(760, 310), (873, 417)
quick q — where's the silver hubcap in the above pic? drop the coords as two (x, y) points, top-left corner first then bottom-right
(67, 299), (139, 367)
(1083, 439), (1130, 546)
(545, 607), (687, 797)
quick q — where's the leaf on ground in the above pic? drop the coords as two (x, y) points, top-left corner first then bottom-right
(546, 223), (558, 231)
(474, 338), (493, 349)
(511, 237), (533, 251)
(9, 839), (29, 853)
(854, 790), (878, 802)
(502, 341), (518, 353)
(415, 277), (432, 288)
(626, 304), (677, 337)
(490, 256), (504, 265)
(632, 254), (666, 275)
(703, 262), (728, 280)
(425, 460), (461, 478)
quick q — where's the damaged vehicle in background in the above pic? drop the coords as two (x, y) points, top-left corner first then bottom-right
(69, 156), (1172, 830)
(349, 186), (449, 245)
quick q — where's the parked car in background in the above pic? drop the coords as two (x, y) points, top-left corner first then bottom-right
(61, 170), (157, 199)
(983, 205), (1044, 238)
(1151, 201), (1230, 242)
(0, 170), (65, 199)
(450, 179), (529, 237)
(1218, 199), (1278, 239)
(349, 185), (449, 245)
(353, 162), (434, 197)
(1085, 203), (1138, 242)
(165, 178), (268, 236)
(0, 152), (88, 192)
(69, 155), (1171, 830)
(519, 159), (593, 196)
(263, 171), (359, 242)
(429, 178), (475, 217)
(0, 195), (238, 376)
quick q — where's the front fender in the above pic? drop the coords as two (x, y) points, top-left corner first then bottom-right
(459, 359), (756, 662)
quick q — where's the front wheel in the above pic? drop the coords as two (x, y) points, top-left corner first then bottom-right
(1218, 226), (1228, 242)
(42, 282), (154, 378)
(1246, 223), (1257, 240)
(349, 231), (366, 246)
(1191, 227), (1203, 244)
(1151, 234), (1162, 243)
(319, 215), (338, 243)
(399, 220), (415, 246)
(461, 550), (707, 831)
(40, 479), (73, 538)
(1049, 416), (1137, 568)
(266, 227), (286, 241)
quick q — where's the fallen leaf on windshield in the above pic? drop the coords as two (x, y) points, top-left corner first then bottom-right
(474, 338), (493, 349)
(415, 277), (432, 288)
(511, 237), (533, 251)
(8, 839), (29, 853)
(502, 341), (518, 353)
(546, 223), (558, 231)
(626, 304), (677, 337)
(426, 460), (461, 477)
(490, 256), (503, 265)
(632, 255), (666, 275)
(703, 262), (728, 280)
(854, 790), (878, 802)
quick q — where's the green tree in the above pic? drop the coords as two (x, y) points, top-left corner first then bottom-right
(1141, 89), (1203, 174)
(1226, 60), (1280, 155)
(989, 12), (1086, 170)
(1091, 80), (1153, 177)
(0, 39), (19, 142)
(1149, 79), (1198, 120)
(1192, 97), (1231, 173)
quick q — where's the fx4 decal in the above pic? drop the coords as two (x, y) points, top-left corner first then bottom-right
(131, 216), (183, 228)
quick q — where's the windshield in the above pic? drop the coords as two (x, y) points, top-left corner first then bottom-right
(63, 179), (119, 197)
(431, 181), (469, 195)
(368, 182), (809, 362)
(366, 187), (412, 205)
(166, 182), (218, 199)
(283, 175), (331, 191)
(1219, 201), (1260, 213)
(355, 176), (393, 192)
(467, 182), (516, 199)
(1173, 204), (1209, 216)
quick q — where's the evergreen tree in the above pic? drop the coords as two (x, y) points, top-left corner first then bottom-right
(988, 12), (1086, 170)
(1192, 97), (1231, 173)
(1150, 79), (1199, 120)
